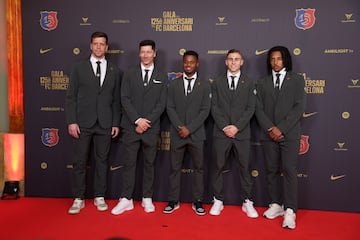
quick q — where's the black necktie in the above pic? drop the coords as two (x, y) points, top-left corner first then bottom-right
(144, 69), (149, 86)
(230, 76), (236, 90)
(185, 77), (193, 95)
(275, 73), (281, 90)
(96, 61), (101, 86)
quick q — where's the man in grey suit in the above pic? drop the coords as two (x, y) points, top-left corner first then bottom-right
(163, 50), (211, 216)
(111, 40), (167, 215)
(210, 49), (258, 218)
(65, 31), (121, 214)
(255, 46), (306, 229)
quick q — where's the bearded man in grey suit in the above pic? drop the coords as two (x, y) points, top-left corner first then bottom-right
(111, 40), (167, 215)
(256, 46), (306, 229)
(66, 31), (121, 214)
(210, 49), (258, 218)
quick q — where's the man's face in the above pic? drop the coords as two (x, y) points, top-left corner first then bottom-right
(139, 45), (156, 67)
(270, 51), (284, 72)
(183, 55), (199, 76)
(225, 52), (243, 74)
(90, 37), (108, 59)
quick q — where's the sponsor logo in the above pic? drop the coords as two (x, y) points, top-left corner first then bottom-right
(324, 49), (354, 54)
(112, 19), (130, 24)
(207, 50), (228, 55)
(41, 128), (59, 147)
(110, 165), (122, 171)
(80, 17), (91, 26)
(40, 48), (53, 54)
(299, 135), (309, 155)
(334, 142), (348, 151)
(255, 49), (268, 55)
(251, 18), (270, 23)
(40, 11), (58, 31)
(348, 79), (359, 89)
(342, 112), (350, 119)
(251, 170), (259, 177)
(216, 17), (228, 26)
(341, 13), (355, 23)
(295, 8), (316, 30)
(303, 112), (318, 118)
(181, 168), (194, 173)
(330, 174), (346, 181)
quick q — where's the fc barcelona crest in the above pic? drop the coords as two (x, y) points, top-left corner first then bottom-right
(299, 135), (309, 155)
(41, 128), (59, 147)
(40, 11), (58, 31)
(295, 8), (316, 30)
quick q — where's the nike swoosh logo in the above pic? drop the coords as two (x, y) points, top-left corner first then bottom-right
(303, 112), (318, 118)
(330, 174), (346, 180)
(40, 48), (53, 54)
(110, 165), (123, 171)
(255, 49), (268, 55)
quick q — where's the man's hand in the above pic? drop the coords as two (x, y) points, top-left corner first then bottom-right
(112, 127), (120, 138)
(223, 125), (238, 138)
(268, 126), (284, 141)
(136, 118), (151, 132)
(178, 126), (190, 139)
(68, 123), (80, 139)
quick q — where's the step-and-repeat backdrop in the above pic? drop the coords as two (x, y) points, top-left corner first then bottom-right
(22, 0), (359, 212)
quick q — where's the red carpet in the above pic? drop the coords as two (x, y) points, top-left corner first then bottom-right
(1, 198), (359, 240)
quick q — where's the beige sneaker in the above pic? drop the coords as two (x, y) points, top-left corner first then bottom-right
(282, 208), (296, 229)
(209, 197), (224, 216)
(94, 197), (108, 211)
(111, 198), (134, 215)
(242, 199), (259, 218)
(263, 203), (284, 219)
(68, 198), (84, 214)
(141, 198), (155, 213)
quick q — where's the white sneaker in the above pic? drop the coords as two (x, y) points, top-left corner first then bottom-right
(263, 203), (284, 219)
(242, 199), (259, 218)
(68, 198), (84, 214)
(111, 198), (134, 215)
(141, 197), (155, 213)
(94, 197), (108, 211)
(209, 197), (224, 216)
(282, 208), (296, 229)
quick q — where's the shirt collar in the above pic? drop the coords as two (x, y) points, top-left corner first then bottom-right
(141, 63), (154, 71)
(272, 68), (286, 78)
(183, 72), (197, 80)
(227, 70), (241, 79)
(90, 55), (105, 64)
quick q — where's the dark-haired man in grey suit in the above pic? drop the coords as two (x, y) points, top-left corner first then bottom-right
(66, 31), (121, 214)
(256, 46), (306, 229)
(111, 40), (167, 215)
(163, 50), (211, 216)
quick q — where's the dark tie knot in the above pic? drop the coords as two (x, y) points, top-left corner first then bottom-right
(185, 77), (194, 81)
(96, 61), (101, 65)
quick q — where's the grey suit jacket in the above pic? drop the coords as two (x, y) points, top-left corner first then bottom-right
(121, 64), (167, 142)
(211, 73), (256, 140)
(255, 71), (306, 140)
(167, 76), (211, 147)
(65, 59), (121, 129)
